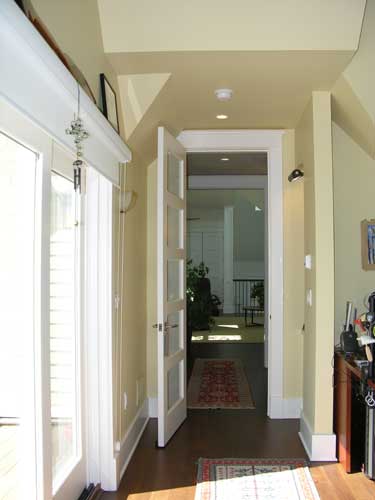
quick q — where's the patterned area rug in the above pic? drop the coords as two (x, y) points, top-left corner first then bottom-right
(192, 315), (264, 344)
(187, 359), (255, 409)
(195, 458), (320, 500)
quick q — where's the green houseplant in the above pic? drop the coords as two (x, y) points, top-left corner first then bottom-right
(186, 260), (220, 331)
(251, 281), (264, 309)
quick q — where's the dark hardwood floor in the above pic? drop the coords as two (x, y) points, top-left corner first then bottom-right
(102, 342), (375, 499)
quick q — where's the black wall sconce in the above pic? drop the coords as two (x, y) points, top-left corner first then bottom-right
(288, 165), (304, 183)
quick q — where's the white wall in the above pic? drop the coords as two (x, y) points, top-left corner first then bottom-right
(187, 190), (265, 285)
(234, 260), (265, 279)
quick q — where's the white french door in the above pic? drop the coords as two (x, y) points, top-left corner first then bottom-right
(0, 130), (40, 500)
(50, 145), (86, 500)
(157, 127), (187, 447)
(0, 98), (87, 499)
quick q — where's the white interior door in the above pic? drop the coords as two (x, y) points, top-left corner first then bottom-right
(157, 127), (187, 448)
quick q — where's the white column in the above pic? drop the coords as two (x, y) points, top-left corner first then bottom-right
(223, 206), (234, 314)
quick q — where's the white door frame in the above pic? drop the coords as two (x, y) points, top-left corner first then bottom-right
(85, 168), (118, 491)
(178, 130), (284, 419)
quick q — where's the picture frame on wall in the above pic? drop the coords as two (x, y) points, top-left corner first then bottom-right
(361, 219), (375, 270)
(100, 73), (119, 133)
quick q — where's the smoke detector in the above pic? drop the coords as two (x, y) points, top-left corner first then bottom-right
(214, 88), (233, 102)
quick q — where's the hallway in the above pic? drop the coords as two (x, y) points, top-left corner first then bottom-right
(103, 344), (306, 499)
(102, 343), (375, 499)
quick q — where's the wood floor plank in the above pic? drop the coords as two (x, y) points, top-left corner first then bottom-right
(102, 343), (375, 500)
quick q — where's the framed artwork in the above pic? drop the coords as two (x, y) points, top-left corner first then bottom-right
(100, 73), (119, 133)
(361, 219), (375, 270)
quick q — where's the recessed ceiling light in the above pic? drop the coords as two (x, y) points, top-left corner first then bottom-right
(221, 157), (229, 161)
(215, 88), (233, 102)
(216, 114), (228, 120)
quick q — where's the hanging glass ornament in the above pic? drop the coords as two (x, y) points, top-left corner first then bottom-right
(66, 84), (89, 192)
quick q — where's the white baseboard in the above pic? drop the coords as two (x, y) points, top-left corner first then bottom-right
(268, 396), (302, 419)
(148, 396), (158, 418)
(283, 398), (303, 418)
(115, 398), (149, 488)
(299, 411), (337, 462)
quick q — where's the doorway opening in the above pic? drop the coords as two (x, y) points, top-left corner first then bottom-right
(155, 128), (284, 449)
(186, 152), (268, 415)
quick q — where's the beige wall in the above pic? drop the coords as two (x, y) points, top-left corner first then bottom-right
(330, 0), (375, 344)
(147, 137), (306, 403)
(282, 130), (304, 399)
(331, 0), (375, 159)
(332, 123), (375, 342)
(117, 160), (148, 438)
(30, 0), (150, 440)
(146, 160), (158, 399)
(31, 0), (124, 136)
(295, 92), (335, 434)
(343, 0), (375, 124)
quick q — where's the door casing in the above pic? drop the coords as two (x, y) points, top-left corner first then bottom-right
(178, 129), (284, 419)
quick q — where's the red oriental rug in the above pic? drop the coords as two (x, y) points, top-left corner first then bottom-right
(195, 458), (320, 500)
(187, 358), (255, 409)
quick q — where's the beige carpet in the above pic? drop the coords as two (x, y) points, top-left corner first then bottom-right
(192, 315), (264, 344)
(195, 458), (320, 500)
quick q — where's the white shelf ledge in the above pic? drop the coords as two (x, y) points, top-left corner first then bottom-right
(0, 0), (131, 185)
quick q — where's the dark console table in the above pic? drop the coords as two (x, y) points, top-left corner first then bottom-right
(334, 352), (375, 473)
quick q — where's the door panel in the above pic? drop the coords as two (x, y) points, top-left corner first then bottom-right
(0, 131), (38, 500)
(157, 127), (187, 447)
(51, 146), (86, 500)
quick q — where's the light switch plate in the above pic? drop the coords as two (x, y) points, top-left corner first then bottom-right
(304, 254), (312, 269)
(307, 289), (313, 307)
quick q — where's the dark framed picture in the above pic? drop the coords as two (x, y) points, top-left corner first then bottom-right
(100, 73), (119, 133)
(361, 219), (375, 270)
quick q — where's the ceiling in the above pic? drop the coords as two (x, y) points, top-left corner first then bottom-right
(97, 1), (366, 165)
(187, 152), (267, 176)
(98, 1), (365, 53)
(111, 50), (355, 164)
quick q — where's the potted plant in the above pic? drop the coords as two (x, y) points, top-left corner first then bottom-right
(186, 260), (220, 331)
(251, 281), (264, 309)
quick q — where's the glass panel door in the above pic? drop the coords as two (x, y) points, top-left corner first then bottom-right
(157, 127), (187, 448)
(50, 172), (79, 490)
(49, 145), (86, 500)
(0, 132), (38, 499)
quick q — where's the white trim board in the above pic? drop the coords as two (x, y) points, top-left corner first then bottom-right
(270, 397), (302, 419)
(0, 0), (131, 185)
(299, 411), (337, 462)
(115, 398), (149, 488)
(179, 129), (284, 419)
(85, 170), (118, 491)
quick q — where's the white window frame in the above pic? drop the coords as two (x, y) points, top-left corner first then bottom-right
(85, 167), (118, 491)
